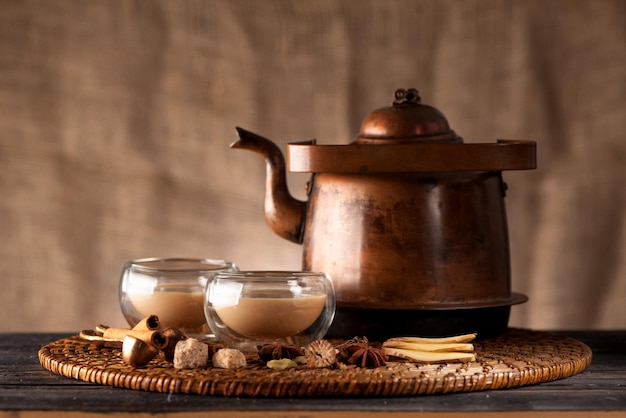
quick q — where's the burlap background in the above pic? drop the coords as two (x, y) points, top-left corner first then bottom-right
(1, 0), (624, 332)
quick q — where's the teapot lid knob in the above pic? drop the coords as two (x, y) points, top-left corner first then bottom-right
(393, 88), (421, 105)
(354, 88), (460, 144)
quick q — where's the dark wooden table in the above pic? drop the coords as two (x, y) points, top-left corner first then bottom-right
(1, 331), (625, 417)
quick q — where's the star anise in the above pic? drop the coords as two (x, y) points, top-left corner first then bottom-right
(257, 342), (305, 362)
(336, 336), (387, 368)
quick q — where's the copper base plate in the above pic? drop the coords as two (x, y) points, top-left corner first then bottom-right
(38, 328), (592, 398)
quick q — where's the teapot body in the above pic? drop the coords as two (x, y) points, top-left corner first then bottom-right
(302, 171), (521, 338)
(303, 171), (510, 308)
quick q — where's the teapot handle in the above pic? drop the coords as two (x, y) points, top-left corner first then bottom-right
(287, 140), (536, 173)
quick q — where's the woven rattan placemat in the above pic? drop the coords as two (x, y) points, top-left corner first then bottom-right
(38, 328), (592, 397)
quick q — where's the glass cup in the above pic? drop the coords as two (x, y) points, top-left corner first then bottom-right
(205, 271), (335, 350)
(119, 258), (238, 337)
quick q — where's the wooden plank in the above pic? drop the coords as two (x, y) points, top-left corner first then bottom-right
(2, 411), (626, 418)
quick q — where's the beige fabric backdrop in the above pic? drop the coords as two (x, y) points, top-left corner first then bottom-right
(1, 0), (624, 332)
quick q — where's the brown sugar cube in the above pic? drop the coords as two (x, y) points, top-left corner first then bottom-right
(212, 348), (246, 369)
(173, 338), (208, 369)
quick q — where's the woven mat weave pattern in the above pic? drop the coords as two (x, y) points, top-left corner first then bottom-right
(38, 328), (592, 397)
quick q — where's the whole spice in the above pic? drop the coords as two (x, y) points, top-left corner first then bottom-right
(336, 336), (387, 368)
(257, 342), (305, 362)
(86, 325), (168, 349)
(304, 339), (337, 368)
(159, 327), (188, 363)
(122, 335), (159, 367)
(131, 315), (161, 332)
(266, 358), (298, 370)
(382, 333), (477, 363)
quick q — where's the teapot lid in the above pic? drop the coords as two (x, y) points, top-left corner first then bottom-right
(354, 88), (461, 144)
(284, 88), (536, 173)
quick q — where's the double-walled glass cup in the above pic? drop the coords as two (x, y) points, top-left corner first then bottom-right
(119, 258), (238, 336)
(205, 271), (335, 350)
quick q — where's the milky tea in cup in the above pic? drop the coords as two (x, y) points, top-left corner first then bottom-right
(205, 271), (335, 350)
(119, 258), (238, 336)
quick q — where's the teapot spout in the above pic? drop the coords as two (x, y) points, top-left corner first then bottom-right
(231, 127), (307, 244)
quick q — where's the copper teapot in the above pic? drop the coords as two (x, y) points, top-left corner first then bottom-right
(231, 88), (536, 339)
